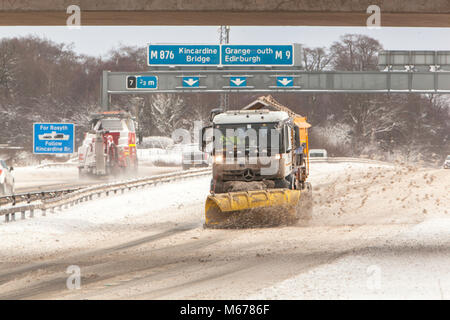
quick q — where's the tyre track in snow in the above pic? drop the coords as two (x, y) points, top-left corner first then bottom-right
(0, 223), (209, 299)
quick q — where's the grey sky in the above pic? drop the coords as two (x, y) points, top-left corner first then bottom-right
(0, 26), (449, 57)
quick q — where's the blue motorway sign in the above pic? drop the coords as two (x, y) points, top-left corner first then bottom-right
(276, 76), (294, 87)
(127, 76), (158, 89)
(137, 76), (158, 89)
(222, 45), (294, 66)
(148, 44), (296, 66)
(182, 76), (200, 88)
(148, 45), (220, 66)
(33, 123), (74, 154)
(229, 77), (247, 87)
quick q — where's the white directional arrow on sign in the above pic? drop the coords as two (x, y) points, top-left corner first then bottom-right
(277, 77), (293, 86)
(230, 78), (246, 86)
(183, 78), (199, 87)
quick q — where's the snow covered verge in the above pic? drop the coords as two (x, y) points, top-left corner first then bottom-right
(250, 217), (450, 299)
(137, 148), (182, 166)
(249, 164), (450, 299)
(0, 161), (387, 262)
(0, 176), (210, 263)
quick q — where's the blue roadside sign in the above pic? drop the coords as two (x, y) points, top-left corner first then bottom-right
(276, 76), (294, 87)
(182, 76), (200, 88)
(229, 77), (247, 87)
(33, 123), (74, 154)
(148, 44), (220, 66)
(222, 45), (294, 66)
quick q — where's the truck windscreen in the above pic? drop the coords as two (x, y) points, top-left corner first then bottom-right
(100, 119), (124, 131)
(213, 123), (282, 155)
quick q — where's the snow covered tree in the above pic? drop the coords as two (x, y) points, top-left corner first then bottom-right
(146, 94), (187, 135)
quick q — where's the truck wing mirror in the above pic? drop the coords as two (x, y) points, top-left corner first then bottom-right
(209, 108), (223, 122)
(200, 126), (212, 152)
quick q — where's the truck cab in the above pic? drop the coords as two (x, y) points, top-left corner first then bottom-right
(201, 108), (309, 193)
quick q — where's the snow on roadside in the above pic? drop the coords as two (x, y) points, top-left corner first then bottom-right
(250, 216), (450, 299)
(0, 161), (391, 261)
(0, 176), (210, 261)
(0, 161), (409, 264)
(13, 166), (79, 190)
(249, 163), (450, 299)
(308, 161), (392, 182)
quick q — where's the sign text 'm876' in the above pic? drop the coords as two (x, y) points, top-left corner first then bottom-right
(148, 45), (220, 66)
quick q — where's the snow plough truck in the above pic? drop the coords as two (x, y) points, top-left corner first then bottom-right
(200, 95), (312, 228)
(78, 111), (138, 177)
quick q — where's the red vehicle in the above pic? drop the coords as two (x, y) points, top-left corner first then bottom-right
(78, 111), (138, 177)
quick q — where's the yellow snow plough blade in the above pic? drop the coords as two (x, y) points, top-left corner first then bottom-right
(205, 189), (302, 228)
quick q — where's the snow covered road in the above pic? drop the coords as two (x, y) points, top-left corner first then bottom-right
(0, 161), (448, 299)
(12, 164), (180, 193)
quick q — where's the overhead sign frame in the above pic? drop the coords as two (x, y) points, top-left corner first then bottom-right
(101, 50), (450, 109)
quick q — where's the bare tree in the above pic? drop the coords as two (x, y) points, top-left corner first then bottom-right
(330, 34), (382, 71)
(0, 39), (18, 100)
(148, 94), (186, 135)
(302, 47), (333, 71)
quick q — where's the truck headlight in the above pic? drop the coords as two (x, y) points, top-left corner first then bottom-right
(214, 155), (224, 163)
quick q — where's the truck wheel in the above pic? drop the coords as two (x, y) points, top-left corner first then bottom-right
(286, 174), (296, 190)
(297, 182), (313, 223)
(210, 179), (224, 194)
(274, 178), (290, 189)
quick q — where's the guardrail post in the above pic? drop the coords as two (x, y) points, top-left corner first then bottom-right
(30, 209), (34, 218)
(5, 214), (9, 223)
(11, 213), (15, 221)
(21, 211), (25, 220)
(42, 209), (46, 216)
